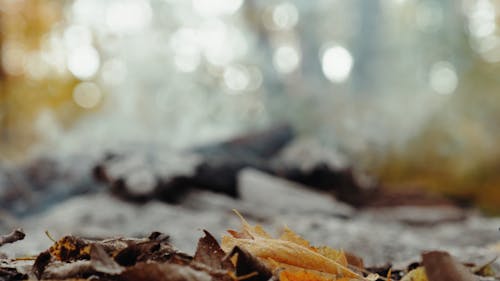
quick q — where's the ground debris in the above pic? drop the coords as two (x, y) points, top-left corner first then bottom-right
(0, 267), (27, 281)
(120, 262), (212, 281)
(89, 244), (124, 275)
(0, 213), (497, 281)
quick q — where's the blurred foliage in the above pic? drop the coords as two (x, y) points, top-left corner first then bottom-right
(376, 58), (500, 214)
(0, 0), (499, 213)
(0, 0), (83, 161)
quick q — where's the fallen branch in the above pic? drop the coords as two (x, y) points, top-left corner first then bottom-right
(0, 229), (25, 247)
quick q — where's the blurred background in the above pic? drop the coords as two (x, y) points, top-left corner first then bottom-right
(1, 0), (500, 213)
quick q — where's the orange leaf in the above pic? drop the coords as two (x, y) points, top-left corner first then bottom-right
(280, 268), (338, 281)
(222, 210), (374, 280)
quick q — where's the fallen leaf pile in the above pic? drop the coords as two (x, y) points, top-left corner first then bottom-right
(0, 212), (497, 281)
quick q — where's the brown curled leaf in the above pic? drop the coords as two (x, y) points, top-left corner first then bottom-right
(225, 246), (272, 281)
(148, 231), (170, 243)
(194, 230), (234, 271)
(114, 237), (175, 266)
(422, 251), (477, 281)
(345, 252), (364, 271)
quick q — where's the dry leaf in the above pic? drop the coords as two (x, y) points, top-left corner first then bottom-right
(191, 230), (235, 281)
(279, 267), (345, 281)
(422, 251), (477, 281)
(225, 246), (272, 281)
(221, 210), (371, 280)
(49, 234), (153, 262)
(48, 236), (91, 262)
(194, 230), (234, 271)
(113, 236), (175, 266)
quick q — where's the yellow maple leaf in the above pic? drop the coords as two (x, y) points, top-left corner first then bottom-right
(222, 210), (377, 281)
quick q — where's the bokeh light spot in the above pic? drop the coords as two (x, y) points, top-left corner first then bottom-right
(321, 45), (353, 83)
(273, 45), (300, 74)
(468, 0), (496, 38)
(67, 45), (100, 80)
(199, 20), (246, 66)
(272, 2), (299, 30)
(224, 65), (250, 92)
(73, 82), (102, 109)
(429, 61), (458, 95)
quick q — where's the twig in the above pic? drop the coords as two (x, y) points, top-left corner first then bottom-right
(471, 255), (498, 273)
(0, 228), (25, 247)
(14, 256), (37, 261)
(44, 230), (56, 243)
